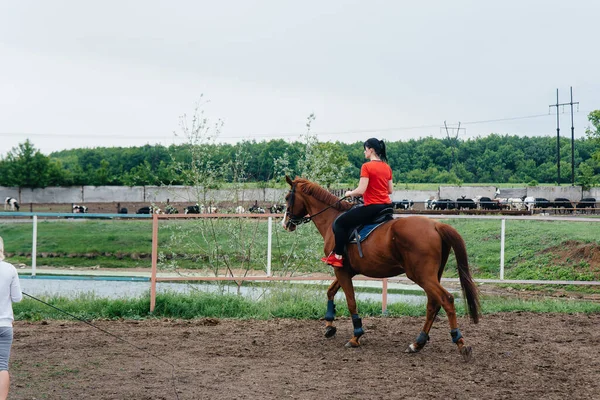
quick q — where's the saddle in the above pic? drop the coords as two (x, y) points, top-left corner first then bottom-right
(343, 206), (394, 258)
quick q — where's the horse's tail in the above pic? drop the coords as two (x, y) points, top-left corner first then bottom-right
(435, 223), (480, 324)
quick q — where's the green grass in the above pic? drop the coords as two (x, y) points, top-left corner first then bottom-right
(1, 220), (155, 255)
(445, 219), (600, 281)
(13, 289), (600, 322)
(2, 217), (600, 284)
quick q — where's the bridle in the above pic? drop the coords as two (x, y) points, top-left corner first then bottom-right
(284, 183), (348, 229)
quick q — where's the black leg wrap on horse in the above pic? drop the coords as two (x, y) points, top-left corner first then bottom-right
(450, 328), (463, 344)
(351, 314), (364, 338)
(325, 300), (336, 321)
(416, 331), (429, 346)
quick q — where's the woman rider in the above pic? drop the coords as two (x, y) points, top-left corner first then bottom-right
(321, 138), (393, 267)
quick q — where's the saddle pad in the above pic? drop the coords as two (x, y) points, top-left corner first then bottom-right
(349, 221), (387, 244)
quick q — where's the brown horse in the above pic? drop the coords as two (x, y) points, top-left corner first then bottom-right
(282, 176), (480, 361)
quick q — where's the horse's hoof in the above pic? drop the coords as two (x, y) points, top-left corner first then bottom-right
(345, 338), (360, 348)
(325, 326), (337, 338)
(404, 343), (420, 353)
(460, 346), (473, 362)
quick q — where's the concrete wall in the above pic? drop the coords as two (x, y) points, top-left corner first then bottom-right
(22, 187), (83, 203)
(142, 187), (289, 204)
(83, 186), (145, 202)
(496, 188), (527, 198)
(2, 185), (597, 204)
(439, 186), (497, 200)
(525, 186), (583, 202)
(584, 188), (600, 199)
(391, 190), (438, 204)
(0, 187), (20, 202)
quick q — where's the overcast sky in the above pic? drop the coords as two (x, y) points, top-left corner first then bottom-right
(1, 0), (599, 156)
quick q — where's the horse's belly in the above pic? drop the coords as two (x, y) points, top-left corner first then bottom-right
(347, 253), (405, 278)
(356, 266), (405, 279)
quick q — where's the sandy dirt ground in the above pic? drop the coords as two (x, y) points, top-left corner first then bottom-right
(9, 313), (600, 400)
(5, 203), (600, 398)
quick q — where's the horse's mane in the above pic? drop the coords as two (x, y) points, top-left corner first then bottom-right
(296, 179), (353, 212)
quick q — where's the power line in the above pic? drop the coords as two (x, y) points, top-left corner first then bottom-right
(0, 111), (592, 141)
(460, 113), (551, 125)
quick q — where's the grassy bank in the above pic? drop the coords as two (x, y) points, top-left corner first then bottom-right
(14, 289), (600, 321)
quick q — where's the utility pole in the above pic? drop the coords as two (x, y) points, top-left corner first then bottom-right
(441, 121), (465, 172)
(569, 87), (580, 186)
(549, 88), (579, 186)
(550, 89), (561, 185)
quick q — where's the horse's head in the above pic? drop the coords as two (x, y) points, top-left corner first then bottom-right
(282, 176), (309, 232)
(282, 176), (352, 231)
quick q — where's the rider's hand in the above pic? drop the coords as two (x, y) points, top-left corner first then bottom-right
(345, 191), (353, 198)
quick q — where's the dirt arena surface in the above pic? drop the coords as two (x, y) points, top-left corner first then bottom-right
(9, 312), (600, 400)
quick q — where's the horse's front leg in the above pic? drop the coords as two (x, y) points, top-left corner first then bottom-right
(333, 269), (364, 348)
(324, 279), (340, 338)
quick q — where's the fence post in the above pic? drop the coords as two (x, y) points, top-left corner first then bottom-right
(267, 217), (272, 276)
(382, 278), (388, 314)
(150, 214), (158, 312)
(32, 215), (37, 277)
(500, 218), (506, 280)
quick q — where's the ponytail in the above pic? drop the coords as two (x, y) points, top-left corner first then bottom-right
(364, 138), (388, 162)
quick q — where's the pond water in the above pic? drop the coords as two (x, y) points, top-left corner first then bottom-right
(19, 275), (427, 305)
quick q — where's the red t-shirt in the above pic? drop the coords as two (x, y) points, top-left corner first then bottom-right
(360, 161), (392, 205)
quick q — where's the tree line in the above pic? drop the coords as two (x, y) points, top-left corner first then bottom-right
(1, 110), (599, 189)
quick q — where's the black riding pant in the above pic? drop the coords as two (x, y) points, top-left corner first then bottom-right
(332, 203), (391, 255)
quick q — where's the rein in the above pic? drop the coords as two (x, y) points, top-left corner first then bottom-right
(286, 183), (349, 227)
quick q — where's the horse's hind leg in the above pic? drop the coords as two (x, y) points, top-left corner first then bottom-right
(425, 282), (473, 361)
(324, 279), (341, 338)
(407, 281), (473, 361)
(405, 296), (440, 353)
(406, 247), (448, 353)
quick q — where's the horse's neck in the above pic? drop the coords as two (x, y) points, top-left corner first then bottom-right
(306, 199), (341, 239)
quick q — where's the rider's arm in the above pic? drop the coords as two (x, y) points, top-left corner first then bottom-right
(345, 177), (369, 198)
(388, 179), (393, 194)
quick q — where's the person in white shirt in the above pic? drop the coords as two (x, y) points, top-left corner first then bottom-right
(0, 236), (22, 400)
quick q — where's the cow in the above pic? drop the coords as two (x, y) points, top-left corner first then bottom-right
(184, 204), (201, 214)
(249, 201), (265, 214)
(204, 205), (218, 214)
(164, 205), (179, 214)
(72, 205), (88, 213)
(392, 199), (414, 210)
(576, 197), (596, 214)
(424, 198), (435, 210)
(235, 205), (246, 214)
(456, 196), (477, 210)
(534, 198), (552, 210)
(137, 205), (161, 214)
(268, 204), (285, 214)
(495, 198), (512, 210)
(433, 198), (455, 210)
(553, 198), (574, 214)
(4, 197), (20, 211)
(479, 197), (500, 210)
(507, 197), (524, 211)
(523, 196), (536, 212)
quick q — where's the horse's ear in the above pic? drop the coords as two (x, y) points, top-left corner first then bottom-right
(285, 175), (294, 187)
